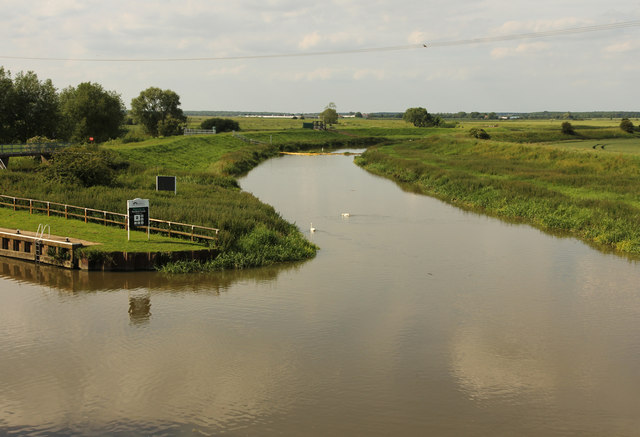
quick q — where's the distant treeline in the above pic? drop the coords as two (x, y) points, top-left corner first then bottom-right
(367, 111), (640, 120)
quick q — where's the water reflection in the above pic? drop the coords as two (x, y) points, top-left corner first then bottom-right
(0, 257), (307, 294)
(129, 291), (152, 325)
(2, 152), (640, 436)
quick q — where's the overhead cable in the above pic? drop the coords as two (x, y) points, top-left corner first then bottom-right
(0, 19), (638, 63)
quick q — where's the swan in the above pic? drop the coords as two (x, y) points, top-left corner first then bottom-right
(341, 212), (350, 217)
(310, 223), (316, 232)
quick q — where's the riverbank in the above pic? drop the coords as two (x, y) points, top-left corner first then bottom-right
(3, 117), (638, 269)
(355, 132), (640, 256)
(1, 131), (322, 271)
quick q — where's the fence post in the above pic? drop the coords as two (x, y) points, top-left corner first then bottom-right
(13, 197), (16, 211)
(84, 208), (87, 223)
(47, 202), (50, 217)
(65, 205), (68, 219)
(168, 222), (171, 238)
(29, 199), (32, 214)
(191, 225), (194, 241)
(104, 211), (106, 225)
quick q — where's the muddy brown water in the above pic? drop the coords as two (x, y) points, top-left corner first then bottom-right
(1, 151), (639, 436)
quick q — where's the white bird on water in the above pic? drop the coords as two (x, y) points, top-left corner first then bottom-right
(310, 223), (316, 233)
(341, 212), (350, 217)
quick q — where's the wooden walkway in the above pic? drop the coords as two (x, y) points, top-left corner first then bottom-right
(0, 227), (94, 269)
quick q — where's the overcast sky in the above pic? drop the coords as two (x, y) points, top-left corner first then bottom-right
(1, 0), (639, 113)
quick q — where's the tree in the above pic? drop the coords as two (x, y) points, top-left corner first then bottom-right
(561, 121), (575, 135)
(59, 82), (125, 143)
(355, 112), (363, 118)
(130, 87), (186, 137)
(0, 67), (14, 142)
(620, 118), (635, 133)
(200, 117), (240, 133)
(403, 107), (441, 127)
(321, 102), (338, 125)
(11, 71), (60, 142)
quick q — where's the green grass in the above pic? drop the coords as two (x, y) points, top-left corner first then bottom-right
(0, 209), (205, 252)
(3, 116), (639, 268)
(355, 132), (640, 255)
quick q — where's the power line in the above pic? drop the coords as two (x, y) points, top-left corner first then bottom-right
(1, 20), (638, 63)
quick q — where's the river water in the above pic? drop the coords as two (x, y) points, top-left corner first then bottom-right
(1, 152), (640, 436)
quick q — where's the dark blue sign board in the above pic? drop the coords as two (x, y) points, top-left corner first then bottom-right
(156, 176), (176, 194)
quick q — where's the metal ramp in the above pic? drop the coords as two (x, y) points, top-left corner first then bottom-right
(35, 224), (50, 264)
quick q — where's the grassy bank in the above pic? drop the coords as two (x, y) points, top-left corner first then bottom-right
(1, 131), (321, 272)
(0, 208), (205, 253)
(355, 129), (640, 255)
(3, 117), (638, 269)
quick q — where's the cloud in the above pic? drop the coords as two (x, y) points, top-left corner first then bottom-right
(207, 65), (247, 77)
(494, 17), (591, 34)
(299, 32), (321, 50)
(291, 67), (339, 81)
(603, 40), (639, 53)
(490, 42), (549, 59)
(353, 68), (386, 80)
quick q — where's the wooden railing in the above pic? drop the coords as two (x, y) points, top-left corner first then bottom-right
(0, 195), (219, 243)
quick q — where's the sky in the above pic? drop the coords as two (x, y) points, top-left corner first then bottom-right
(1, 0), (639, 113)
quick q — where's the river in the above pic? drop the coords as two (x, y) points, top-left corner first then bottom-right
(1, 152), (639, 436)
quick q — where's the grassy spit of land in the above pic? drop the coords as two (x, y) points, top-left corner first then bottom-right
(0, 120), (383, 272)
(353, 119), (640, 256)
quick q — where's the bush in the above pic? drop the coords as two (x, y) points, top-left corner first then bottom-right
(620, 118), (635, 133)
(469, 128), (491, 139)
(158, 115), (186, 136)
(43, 146), (127, 187)
(200, 118), (240, 133)
(561, 121), (575, 135)
(26, 136), (56, 144)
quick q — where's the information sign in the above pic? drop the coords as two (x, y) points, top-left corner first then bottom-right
(127, 198), (150, 241)
(156, 175), (177, 194)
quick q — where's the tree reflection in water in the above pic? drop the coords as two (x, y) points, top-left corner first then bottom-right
(129, 291), (152, 325)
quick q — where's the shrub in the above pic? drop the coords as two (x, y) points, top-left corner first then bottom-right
(561, 121), (575, 135)
(43, 146), (127, 187)
(200, 118), (240, 133)
(27, 136), (56, 144)
(158, 115), (186, 137)
(620, 118), (635, 133)
(469, 128), (491, 139)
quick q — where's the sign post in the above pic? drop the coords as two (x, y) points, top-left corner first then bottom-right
(156, 175), (177, 195)
(127, 198), (150, 241)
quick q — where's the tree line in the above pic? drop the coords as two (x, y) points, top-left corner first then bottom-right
(0, 67), (188, 144)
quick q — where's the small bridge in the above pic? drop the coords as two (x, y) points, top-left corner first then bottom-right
(0, 143), (69, 168)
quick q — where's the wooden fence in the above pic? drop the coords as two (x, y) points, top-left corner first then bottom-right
(184, 128), (216, 135)
(0, 195), (219, 243)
